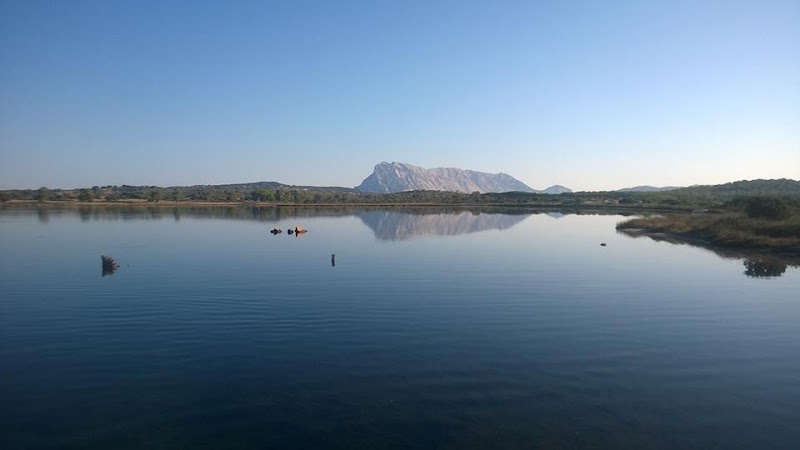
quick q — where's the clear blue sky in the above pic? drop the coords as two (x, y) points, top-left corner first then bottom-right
(1, 0), (798, 191)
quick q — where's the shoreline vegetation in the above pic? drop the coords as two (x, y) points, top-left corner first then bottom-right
(616, 197), (800, 255)
(1, 179), (798, 209)
(0, 198), (702, 212)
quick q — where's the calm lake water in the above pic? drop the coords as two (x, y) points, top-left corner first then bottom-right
(1, 207), (798, 449)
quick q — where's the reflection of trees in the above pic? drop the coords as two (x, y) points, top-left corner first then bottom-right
(617, 228), (799, 279)
(13, 206), (360, 222)
(101, 255), (119, 277)
(2, 204), (635, 224)
(743, 258), (787, 278)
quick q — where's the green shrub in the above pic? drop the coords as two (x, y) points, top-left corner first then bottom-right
(745, 197), (790, 220)
(77, 189), (94, 202)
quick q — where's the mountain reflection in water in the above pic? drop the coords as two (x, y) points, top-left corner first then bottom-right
(356, 210), (528, 241)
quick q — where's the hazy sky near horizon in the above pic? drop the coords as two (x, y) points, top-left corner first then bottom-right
(1, 0), (798, 191)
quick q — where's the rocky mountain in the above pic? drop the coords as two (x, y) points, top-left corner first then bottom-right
(356, 162), (537, 194)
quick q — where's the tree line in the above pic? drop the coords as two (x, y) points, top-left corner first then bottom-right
(2, 179), (799, 208)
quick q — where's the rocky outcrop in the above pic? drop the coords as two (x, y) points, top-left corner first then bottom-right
(356, 162), (535, 194)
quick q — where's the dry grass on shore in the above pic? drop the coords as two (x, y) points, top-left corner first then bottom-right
(617, 213), (800, 252)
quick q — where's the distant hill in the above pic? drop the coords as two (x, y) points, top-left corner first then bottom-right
(616, 180), (800, 200)
(191, 181), (355, 193)
(542, 185), (573, 194)
(612, 179), (800, 208)
(356, 162), (536, 194)
(618, 185), (681, 192)
(664, 179), (800, 202)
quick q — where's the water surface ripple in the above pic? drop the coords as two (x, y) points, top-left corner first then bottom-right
(1, 208), (798, 449)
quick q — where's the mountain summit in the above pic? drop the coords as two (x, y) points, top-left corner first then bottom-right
(356, 162), (536, 194)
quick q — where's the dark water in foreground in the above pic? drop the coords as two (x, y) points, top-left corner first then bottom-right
(1, 207), (798, 449)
